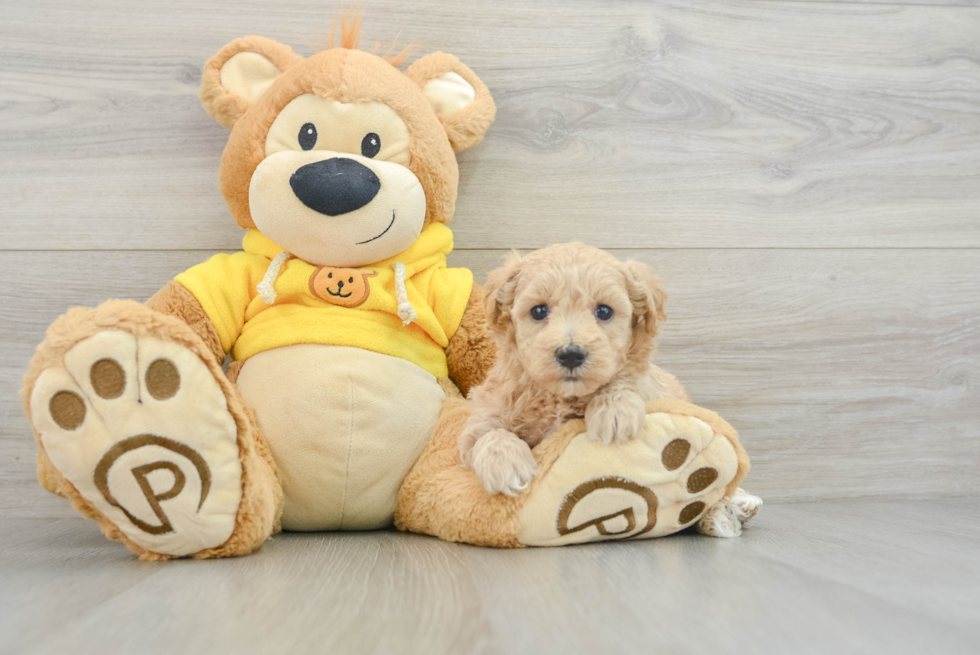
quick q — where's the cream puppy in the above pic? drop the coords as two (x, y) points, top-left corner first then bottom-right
(459, 243), (689, 497)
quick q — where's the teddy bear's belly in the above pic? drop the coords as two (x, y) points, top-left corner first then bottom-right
(235, 344), (446, 531)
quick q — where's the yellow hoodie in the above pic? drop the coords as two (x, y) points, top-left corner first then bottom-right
(175, 223), (473, 378)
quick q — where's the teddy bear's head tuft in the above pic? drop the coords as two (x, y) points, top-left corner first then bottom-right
(198, 24), (495, 268)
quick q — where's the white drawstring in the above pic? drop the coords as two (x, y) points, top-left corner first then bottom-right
(257, 251), (291, 305)
(392, 261), (417, 325)
(259, 253), (415, 325)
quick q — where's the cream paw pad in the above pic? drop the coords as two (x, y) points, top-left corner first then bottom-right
(517, 399), (747, 546)
(28, 330), (243, 556)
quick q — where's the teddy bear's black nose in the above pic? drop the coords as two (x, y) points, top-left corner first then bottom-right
(290, 158), (381, 216)
(556, 346), (587, 370)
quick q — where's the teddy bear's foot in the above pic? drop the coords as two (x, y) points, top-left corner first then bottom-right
(24, 303), (280, 559)
(515, 399), (750, 546)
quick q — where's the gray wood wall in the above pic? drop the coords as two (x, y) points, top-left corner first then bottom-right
(2, 0), (978, 519)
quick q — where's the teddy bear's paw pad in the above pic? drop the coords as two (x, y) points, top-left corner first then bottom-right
(517, 409), (740, 546)
(29, 331), (242, 556)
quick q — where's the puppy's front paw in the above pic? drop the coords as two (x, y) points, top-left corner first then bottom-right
(471, 429), (538, 497)
(586, 389), (646, 445)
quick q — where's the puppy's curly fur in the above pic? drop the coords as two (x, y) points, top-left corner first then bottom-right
(459, 243), (689, 496)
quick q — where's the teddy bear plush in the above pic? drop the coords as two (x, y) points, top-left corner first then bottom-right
(21, 22), (751, 559)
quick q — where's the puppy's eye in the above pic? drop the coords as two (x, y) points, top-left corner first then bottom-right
(361, 133), (381, 158)
(595, 305), (614, 321)
(530, 304), (549, 321)
(298, 123), (317, 150)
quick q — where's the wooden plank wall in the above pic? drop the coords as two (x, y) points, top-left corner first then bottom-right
(2, 0), (978, 518)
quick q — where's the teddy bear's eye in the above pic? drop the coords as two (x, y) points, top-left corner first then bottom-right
(595, 305), (614, 321)
(530, 304), (549, 321)
(361, 133), (381, 158)
(327, 272), (332, 279)
(299, 123), (317, 151)
(348, 277), (354, 283)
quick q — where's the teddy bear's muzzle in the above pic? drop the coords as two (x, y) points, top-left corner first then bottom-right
(289, 157), (381, 216)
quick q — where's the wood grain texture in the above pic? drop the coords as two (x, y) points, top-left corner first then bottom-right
(786, 0), (980, 6)
(0, 0), (978, 250)
(1, 1), (978, 647)
(2, 248), (978, 518)
(1, 500), (978, 655)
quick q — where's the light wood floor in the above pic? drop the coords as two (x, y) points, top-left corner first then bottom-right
(2, 500), (978, 655)
(1, 0), (978, 652)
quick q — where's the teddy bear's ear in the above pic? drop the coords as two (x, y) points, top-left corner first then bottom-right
(406, 52), (496, 153)
(199, 36), (305, 129)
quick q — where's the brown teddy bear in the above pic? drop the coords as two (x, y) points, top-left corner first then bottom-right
(21, 20), (751, 559)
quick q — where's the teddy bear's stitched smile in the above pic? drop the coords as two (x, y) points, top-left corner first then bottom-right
(356, 210), (396, 245)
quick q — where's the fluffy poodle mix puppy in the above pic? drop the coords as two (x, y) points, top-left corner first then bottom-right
(459, 242), (690, 497)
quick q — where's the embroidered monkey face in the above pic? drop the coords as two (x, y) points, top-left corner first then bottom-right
(309, 267), (377, 308)
(199, 28), (495, 268)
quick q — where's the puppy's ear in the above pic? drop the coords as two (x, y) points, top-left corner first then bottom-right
(483, 251), (523, 333)
(624, 260), (667, 338)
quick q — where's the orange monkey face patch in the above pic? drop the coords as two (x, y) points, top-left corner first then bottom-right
(309, 267), (378, 308)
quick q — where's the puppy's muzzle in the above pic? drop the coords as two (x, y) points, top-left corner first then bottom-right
(289, 158), (381, 216)
(556, 346), (587, 370)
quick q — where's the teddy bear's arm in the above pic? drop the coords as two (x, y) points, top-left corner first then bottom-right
(445, 283), (496, 397)
(146, 281), (225, 364)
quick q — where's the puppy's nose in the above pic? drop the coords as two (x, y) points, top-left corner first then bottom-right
(556, 346), (587, 370)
